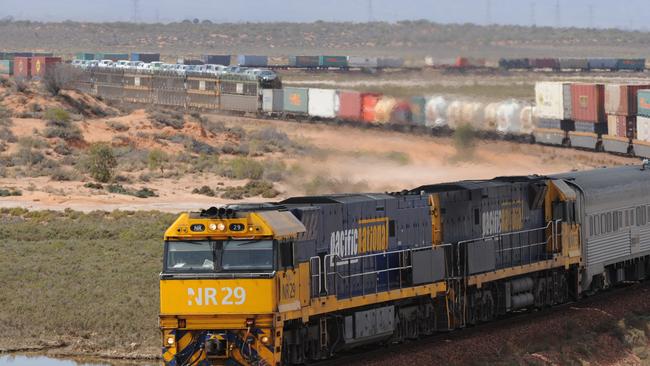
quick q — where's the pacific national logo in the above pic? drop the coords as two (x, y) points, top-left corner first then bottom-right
(330, 217), (389, 259)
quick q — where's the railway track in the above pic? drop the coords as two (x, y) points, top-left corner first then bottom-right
(314, 281), (647, 366)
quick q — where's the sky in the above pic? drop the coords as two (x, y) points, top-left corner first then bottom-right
(1, 0), (648, 30)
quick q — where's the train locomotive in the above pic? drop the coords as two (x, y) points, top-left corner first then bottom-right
(159, 164), (650, 366)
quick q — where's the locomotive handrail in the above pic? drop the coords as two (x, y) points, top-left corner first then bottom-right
(310, 244), (451, 298)
(159, 271), (276, 279)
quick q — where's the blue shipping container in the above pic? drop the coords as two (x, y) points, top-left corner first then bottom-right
(131, 53), (160, 62)
(587, 58), (618, 70)
(616, 58), (645, 71)
(237, 55), (268, 67)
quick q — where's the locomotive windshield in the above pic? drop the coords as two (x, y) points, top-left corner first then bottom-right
(164, 240), (274, 273)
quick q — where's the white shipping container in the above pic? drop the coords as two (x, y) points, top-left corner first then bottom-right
(605, 84), (622, 116)
(534, 82), (572, 120)
(308, 88), (338, 118)
(637, 116), (650, 142)
(347, 56), (378, 68)
(262, 89), (283, 112)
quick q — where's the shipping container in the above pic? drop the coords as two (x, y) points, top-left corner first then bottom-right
(534, 82), (572, 120)
(377, 57), (404, 68)
(283, 87), (309, 114)
(391, 100), (413, 125)
(410, 96), (426, 125)
(308, 88), (338, 119)
(637, 90), (650, 117)
(75, 52), (95, 60)
(11, 52), (33, 58)
(454, 57), (485, 68)
(361, 93), (381, 122)
(606, 114), (636, 138)
(203, 55), (231, 66)
(183, 59), (205, 65)
(237, 55), (268, 67)
(262, 89), (284, 113)
(268, 56), (289, 67)
(530, 58), (560, 70)
(347, 56), (378, 69)
(33, 52), (54, 57)
(636, 116), (650, 142)
(97, 53), (129, 61)
(498, 58), (530, 69)
(31, 56), (62, 80)
(616, 58), (645, 71)
(220, 94), (258, 112)
(0, 60), (13, 75)
(558, 58), (589, 70)
(587, 58), (617, 70)
(131, 53), (160, 62)
(319, 55), (347, 68)
(13, 57), (31, 78)
(604, 84), (650, 116)
(337, 90), (362, 121)
(288, 56), (319, 68)
(571, 83), (605, 123)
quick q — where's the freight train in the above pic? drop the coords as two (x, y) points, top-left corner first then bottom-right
(159, 164), (650, 365)
(70, 67), (650, 160)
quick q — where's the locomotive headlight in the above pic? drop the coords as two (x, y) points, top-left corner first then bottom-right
(209, 223), (217, 231)
(260, 335), (270, 345)
(217, 223), (226, 231)
(166, 336), (175, 345)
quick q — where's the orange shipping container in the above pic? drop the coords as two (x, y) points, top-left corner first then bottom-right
(31, 57), (62, 80)
(13, 57), (31, 78)
(361, 93), (381, 123)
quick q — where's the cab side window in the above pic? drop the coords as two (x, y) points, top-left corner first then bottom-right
(280, 241), (295, 268)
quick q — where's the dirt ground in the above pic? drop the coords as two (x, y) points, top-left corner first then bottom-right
(0, 111), (638, 212)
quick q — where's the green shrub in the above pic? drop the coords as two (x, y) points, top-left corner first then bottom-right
(44, 109), (82, 142)
(50, 168), (78, 181)
(83, 143), (118, 183)
(106, 120), (130, 132)
(221, 180), (279, 200)
(147, 149), (168, 173)
(192, 185), (216, 197)
(0, 187), (21, 196)
(0, 126), (17, 143)
(44, 108), (71, 123)
(223, 157), (264, 180)
(147, 107), (185, 129)
(107, 184), (157, 198)
(84, 182), (104, 190)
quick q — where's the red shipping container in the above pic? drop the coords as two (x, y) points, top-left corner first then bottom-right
(337, 90), (362, 121)
(455, 57), (469, 68)
(13, 57), (31, 78)
(361, 93), (381, 123)
(604, 84), (650, 116)
(571, 83), (605, 123)
(31, 56), (62, 80)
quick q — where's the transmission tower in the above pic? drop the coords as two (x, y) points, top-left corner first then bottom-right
(486, 0), (492, 25)
(367, 0), (374, 22)
(555, 0), (561, 27)
(132, 0), (139, 23)
(530, 1), (536, 27)
(588, 4), (594, 28)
